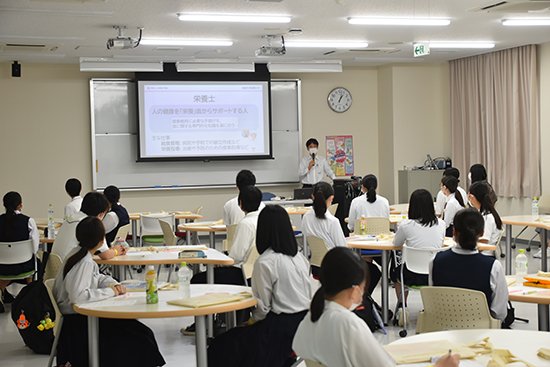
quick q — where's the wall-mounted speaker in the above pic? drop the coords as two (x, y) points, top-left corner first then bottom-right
(12, 61), (21, 77)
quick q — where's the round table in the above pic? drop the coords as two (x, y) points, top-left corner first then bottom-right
(74, 284), (256, 367)
(508, 274), (550, 331)
(387, 329), (550, 366)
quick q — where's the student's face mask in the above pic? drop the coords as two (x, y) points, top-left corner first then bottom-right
(349, 284), (364, 311)
(308, 147), (318, 155)
(468, 172), (472, 182)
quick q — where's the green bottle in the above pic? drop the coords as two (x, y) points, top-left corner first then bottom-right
(145, 265), (158, 304)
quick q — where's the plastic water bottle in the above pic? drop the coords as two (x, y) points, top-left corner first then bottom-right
(532, 197), (540, 218)
(515, 249), (528, 284)
(177, 262), (193, 299)
(145, 265), (158, 304)
(47, 204), (55, 239)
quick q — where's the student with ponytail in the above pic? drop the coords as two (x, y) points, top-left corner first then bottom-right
(53, 217), (165, 367)
(469, 164), (498, 205)
(0, 191), (39, 313)
(293, 247), (459, 367)
(441, 175), (466, 237)
(347, 174), (390, 232)
(429, 208), (508, 321)
(468, 181), (503, 250)
(301, 182), (346, 249)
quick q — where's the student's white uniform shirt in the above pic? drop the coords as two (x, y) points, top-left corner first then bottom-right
(429, 247), (508, 321)
(13, 210), (39, 253)
(347, 194), (390, 231)
(393, 218), (446, 249)
(301, 209), (346, 249)
(299, 155), (336, 185)
(442, 195), (464, 228)
(52, 212), (109, 262)
(64, 196), (83, 221)
(223, 197), (265, 226)
(251, 248), (312, 321)
(481, 212), (501, 247)
(435, 187), (467, 216)
(53, 249), (118, 314)
(228, 210), (260, 265)
(293, 301), (395, 367)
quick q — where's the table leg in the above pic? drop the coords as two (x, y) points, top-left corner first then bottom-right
(207, 263), (214, 338)
(303, 235), (309, 259)
(226, 311), (237, 331)
(113, 265), (123, 281)
(186, 219), (192, 246)
(381, 250), (389, 324)
(209, 232), (215, 249)
(542, 230), (548, 272)
(195, 315), (207, 367)
(505, 224), (512, 275)
(132, 219), (138, 247)
(87, 316), (100, 367)
(538, 304), (550, 331)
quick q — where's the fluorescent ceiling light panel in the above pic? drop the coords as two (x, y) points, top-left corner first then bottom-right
(502, 18), (550, 26)
(428, 42), (495, 49)
(348, 17), (450, 26)
(267, 62), (342, 73)
(141, 39), (233, 46)
(80, 61), (163, 72)
(177, 13), (291, 23)
(176, 62), (255, 72)
(285, 41), (368, 48)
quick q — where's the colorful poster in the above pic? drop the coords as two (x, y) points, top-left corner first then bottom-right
(326, 135), (354, 176)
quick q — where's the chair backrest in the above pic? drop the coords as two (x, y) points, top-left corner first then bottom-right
(193, 206), (203, 215)
(112, 224), (131, 245)
(307, 236), (330, 268)
(0, 240), (35, 265)
(44, 253), (63, 281)
(354, 217), (390, 235)
(241, 245), (260, 282)
(417, 286), (500, 333)
(327, 203), (338, 216)
(402, 245), (449, 275)
(44, 279), (63, 337)
(140, 213), (174, 236)
(159, 219), (178, 246)
(305, 360), (325, 367)
(223, 224), (238, 252)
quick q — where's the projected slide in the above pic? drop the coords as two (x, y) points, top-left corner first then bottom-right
(138, 81), (271, 160)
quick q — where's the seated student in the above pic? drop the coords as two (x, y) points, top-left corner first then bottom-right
(53, 192), (126, 262)
(298, 138), (336, 188)
(468, 181), (503, 252)
(102, 185), (130, 245)
(469, 163), (497, 205)
(347, 174), (390, 232)
(53, 217), (165, 367)
(301, 182), (346, 249)
(435, 168), (468, 216)
(64, 178), (83, 220)
(429, 208), (508, 321)
(223, 170), (265, 226)
(0, 191), (39, 313)
(293, 247), (459, 367)
(390, 189), (446, 308)
(441, 175), (466, 237)
(208, 205), (312, 367)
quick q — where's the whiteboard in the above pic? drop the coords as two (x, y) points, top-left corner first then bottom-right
(90, 79), (302, 190)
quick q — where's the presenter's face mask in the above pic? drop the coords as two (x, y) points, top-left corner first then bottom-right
(308, 147), (318, 155)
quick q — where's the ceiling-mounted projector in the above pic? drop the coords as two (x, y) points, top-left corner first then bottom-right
(255, 35), (286, 57)
(107, 25), (142, 50)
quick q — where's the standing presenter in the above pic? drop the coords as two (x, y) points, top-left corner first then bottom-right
(299, 138), (336, 188)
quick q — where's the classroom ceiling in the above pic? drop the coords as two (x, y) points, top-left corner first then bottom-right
(1, 0), (550, 67)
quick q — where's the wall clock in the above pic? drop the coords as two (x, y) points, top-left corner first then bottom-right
(327, 87), (352, 113)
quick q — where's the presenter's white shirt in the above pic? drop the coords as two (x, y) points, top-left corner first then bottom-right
(52, 212), (109, 261)
(293, 301), (395, 367)
(301, 210), (346, 249)
(299, 155), (336, 185)
(251, 248), (312, 321)
(228, 210), (260, 265)
(64, 196), (82, 221)
(435, 187), (467, 215)
(223, 196), (265, 226)
(347, 194), (390, 231)
(443, 195), (465, 228)
(393, 218), (446, 249)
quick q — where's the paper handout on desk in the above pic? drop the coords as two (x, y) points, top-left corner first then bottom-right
(167, 292), (252, 308)
(384, 340), (476, 364)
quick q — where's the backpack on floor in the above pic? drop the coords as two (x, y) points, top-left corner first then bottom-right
(353, 294), (391, 332)
(10, 281), (56, 354)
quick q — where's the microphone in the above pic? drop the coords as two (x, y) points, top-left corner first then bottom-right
(311, 153), (316, 161)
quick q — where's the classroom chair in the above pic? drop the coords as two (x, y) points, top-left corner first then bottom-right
(396, 245), (449, 337)
(175, 206), (203, 243)
(354, 217), (390, 258)
(111, 224), (131, 246)
(159, 219), (178, 246)
(0, 239), (37, 283)
(140, 213), (175, 247)
(222, 224), (238, 253)
(241, 245), (260, 285)
(327, 203), (339, 216)
(416, 286), (501, 334)
(44, 278), (64, 367)
(307, 236), (330, 268)
(43, 252), (63, 281)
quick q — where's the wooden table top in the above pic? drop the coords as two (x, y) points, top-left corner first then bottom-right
(508, 275), (550, 305)
(178, 222), (226, 233)
(285, 206), (311, 215)
(501, 215), (550, 230)
(39, 237), (55, 244)
(74, 284), (256, 319)
(95, 247), (234, 266)
(129, 212), (204, 221)
(346, 235), (496, 252)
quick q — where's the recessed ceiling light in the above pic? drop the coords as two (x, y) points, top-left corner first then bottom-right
(348, 17), (451, 26)
(285, 41), (368, 48)
(428, 41), (495, 49)
(177, 13), (291, 23)
(502, 18), (550, 26)
(140, 39), (233, 47)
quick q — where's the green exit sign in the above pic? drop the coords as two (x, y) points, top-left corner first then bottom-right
(413, 43), (430, 57)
